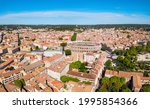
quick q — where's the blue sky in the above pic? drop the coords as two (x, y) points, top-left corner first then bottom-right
(0, 0), (150, 24)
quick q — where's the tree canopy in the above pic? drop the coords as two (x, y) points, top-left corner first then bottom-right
(70, 61), (89, 73)
(60, 42), (67, 47)
(65, 49), (72, 56)
(14, 79), (27, 92)
(98, 76), (131, 92)
(60, 76), (80, 82)
(60, 42), (67, 53)
(101, 43), (112, 52)
(71, 33), (77, 41)
(141, 85), (150, 92)
(110, 42), (150, 72)
(104, 60), (113, 70)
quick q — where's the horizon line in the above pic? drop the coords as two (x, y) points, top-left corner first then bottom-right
(1, 24), (150, 25)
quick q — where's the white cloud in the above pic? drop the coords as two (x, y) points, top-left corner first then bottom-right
(0, 11), (124, 18)
(0, 11), (150, 24)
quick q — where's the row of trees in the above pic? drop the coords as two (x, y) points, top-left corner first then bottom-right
(98, 76), (131, 92)
(60, 76), (80, 82)
(113, 41), (150, 56)
(1, 24), (150, 31)
(105, 58), (150, 75)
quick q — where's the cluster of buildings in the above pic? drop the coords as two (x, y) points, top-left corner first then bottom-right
(0, 28), (108, 92)
(0, 50), (107, 92)
(67, 53), (107, 91)
(0, 27), (150, 92)
(77, 29), (150, 50)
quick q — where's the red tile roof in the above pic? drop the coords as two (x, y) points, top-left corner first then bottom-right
(105, 70), (143, 78)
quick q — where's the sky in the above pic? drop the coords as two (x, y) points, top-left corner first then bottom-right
(0, 0), (150, 24)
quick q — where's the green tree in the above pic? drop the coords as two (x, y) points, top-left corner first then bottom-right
(121, 88), (131, 92)
(60, 42), (67, 47)
(105, 60), (113, 70)
(110, 76), (120, 84)
(32, 38), (36, 41)
(30, 47), (33, 51)
(113, 49), (125, 55)
(59, 37), (63, 40)
(101, 43), (112, 52)
(110, 76), (125, 91)
(123, 58), (131, 67)
(117, 56), (124, 62)
(60, 42), (67, 53)
(146, 41), (150, 52)
(35, 46), (40, 50)
(141, 85), (150, 92)
(101, 77), (109, 86)
(70, 61), (88, 73)
(79, 63), (88, 72)
(71, 33), (77, 41)
(143, 72), (149, 77)
(108, 85), (119, 92)
(136, 45), (146, 53)
(65, 49), (72, 56)
(14, 79), (27, 92)
(18, 39), (21, 46)
(99, 76), (130, 92)
(120, 77), (126, 86)
(121, 84), (131, 92)
(60, 76), (80, 82)
(127, 35), (131, 38)
(128, 46), (138, 56)
(70, 61), (81, 69)
(99, 85), (108, 92)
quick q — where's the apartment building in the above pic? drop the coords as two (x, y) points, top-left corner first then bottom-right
(0, 68), (23, 84)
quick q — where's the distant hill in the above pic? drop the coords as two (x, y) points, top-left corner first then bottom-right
(0, 24), (150, 31)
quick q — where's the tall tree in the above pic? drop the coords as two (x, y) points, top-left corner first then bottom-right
(60, 42), (67, 54)
(71, 33), (77, 41)
(65, 49), (72, 56)
(17, 32), (21, 46)
(14, 79), (27, 92)
(146, 41), (150, 52)
(0, 32), (4, 44)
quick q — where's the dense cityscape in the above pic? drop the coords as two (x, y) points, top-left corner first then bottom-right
(0, 25), (150, 92)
